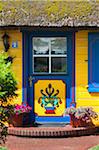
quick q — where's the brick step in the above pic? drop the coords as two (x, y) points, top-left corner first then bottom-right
(8, 126), (99, 137)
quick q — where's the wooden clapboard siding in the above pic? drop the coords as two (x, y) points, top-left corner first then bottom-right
(76, 30), (99, 126)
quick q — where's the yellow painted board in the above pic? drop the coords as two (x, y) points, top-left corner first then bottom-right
(34, 80), (66, 116)
(76, 30), (99, 127)
(76, 100), (99, 107)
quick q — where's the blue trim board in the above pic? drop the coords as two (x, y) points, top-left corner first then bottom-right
(22, 29), (75, 123)
(22, 32), (24, 103)
(35, 116), (70, 123)
(22, 32), (29, 103)
(88, 33), (99, 92)
(88, 84), (99, 92)
(70, 32), (76, 107)
(22, 31), (35, 122)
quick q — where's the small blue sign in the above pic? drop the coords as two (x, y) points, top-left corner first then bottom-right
(12, 41), (18, 48)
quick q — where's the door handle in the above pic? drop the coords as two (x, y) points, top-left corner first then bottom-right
(28, 76), (35, 87)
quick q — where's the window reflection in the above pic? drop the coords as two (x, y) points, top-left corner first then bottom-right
(51, 38), (66, 55)
(51, 57), (67, 73)
(33, 38), (49, 55)
(33, 37), (67, 74)
(34, 57), (49, 73)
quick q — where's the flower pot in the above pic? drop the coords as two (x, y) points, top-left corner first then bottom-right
(9, 113), (30, 127)
(70, 115), (80, 127)
(9, 114), (23, 127)
(70, 115), (93, 128)
(22, 113), (30, 126)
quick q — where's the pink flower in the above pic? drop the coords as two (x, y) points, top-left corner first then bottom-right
(13, 103), (32, 115)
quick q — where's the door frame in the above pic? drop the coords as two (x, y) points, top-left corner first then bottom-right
(22, 28), (75, 123)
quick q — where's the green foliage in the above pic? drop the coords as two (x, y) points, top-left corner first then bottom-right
(0, 52), (17, 104)
(0, 2), (3, 12)
(88, 145), (99, 150)
(0, 147), (8, 150)
(0, 52), (18, 144)
(44, 1), (93, 22)
(0, 123), (8, 145)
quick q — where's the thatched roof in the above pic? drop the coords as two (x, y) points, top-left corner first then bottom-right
(0, 1), (99, 27)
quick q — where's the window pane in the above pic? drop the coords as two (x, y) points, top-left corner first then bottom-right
(51, 57), (67, 73)
(34, 57), (49, 73)
(33, 38), (49, 55)
(51, 38), (67, 55)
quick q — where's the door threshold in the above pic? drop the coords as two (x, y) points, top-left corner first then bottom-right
(33, 122), (69, 127)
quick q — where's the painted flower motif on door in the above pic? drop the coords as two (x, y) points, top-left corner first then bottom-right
(38, 83), (62, 114)
(34, 80), (66, 116)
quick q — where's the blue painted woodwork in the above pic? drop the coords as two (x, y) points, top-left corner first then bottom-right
(88, 33), (99, 92)
(22, 29), (75, 123)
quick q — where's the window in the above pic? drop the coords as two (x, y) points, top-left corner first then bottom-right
(33, 37), (67, 74)
(88, 33), (99, 92)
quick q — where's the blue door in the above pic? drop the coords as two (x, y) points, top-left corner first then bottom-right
(23, 31), (75, 124)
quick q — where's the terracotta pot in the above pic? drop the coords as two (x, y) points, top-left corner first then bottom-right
(9, 113), (30, 127)
(70, 115), (92, 128)
(70, 115), (79, 127)
(9, 114), (23, 127)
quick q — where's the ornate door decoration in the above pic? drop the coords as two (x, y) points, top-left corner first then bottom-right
(38, 83), (62, 114)
(34, 80), (66, 116)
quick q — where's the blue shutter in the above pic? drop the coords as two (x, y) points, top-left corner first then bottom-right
(88, 33), (99, 92)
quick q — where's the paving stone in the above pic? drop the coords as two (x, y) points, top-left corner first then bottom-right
(5, 134), (99, 150)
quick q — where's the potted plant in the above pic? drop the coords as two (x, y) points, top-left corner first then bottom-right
(9, 103), (32, 127)
(64, 106), (98, 127)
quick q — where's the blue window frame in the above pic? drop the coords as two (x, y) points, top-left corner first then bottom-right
(88, 33), (99, 92)
(32, 37), (67, 74)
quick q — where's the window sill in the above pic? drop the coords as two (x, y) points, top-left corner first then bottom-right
(88, 83), (99, 92)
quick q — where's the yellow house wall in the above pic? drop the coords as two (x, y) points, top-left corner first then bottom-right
(0, 30), (22, 104)
(76, 30), (99, 126)
(1, 29), (99, 124)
